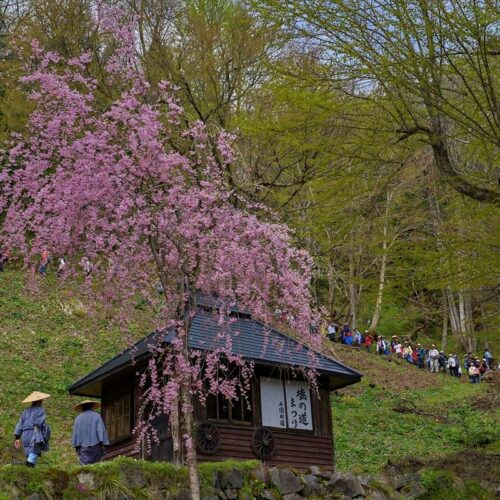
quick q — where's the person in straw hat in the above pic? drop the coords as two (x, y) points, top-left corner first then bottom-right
(14, 391), (51, 467)
(72, 400), (109, 465)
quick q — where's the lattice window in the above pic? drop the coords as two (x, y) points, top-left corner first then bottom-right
(105, 392), (132, 442)
(206, 390), (253, 424)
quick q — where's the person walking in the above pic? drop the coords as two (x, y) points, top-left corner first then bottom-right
(394, 341), (403, 358)
(403, 343), (413, 363)
(417, 344), (425, 369)
(447, 354), (456, 376)
(14, 392), (51, 467)
(484, 349), (493, 370)
(38, 250), (50, 275)
(411, 346), (419, 365)
(81, 256), (93, 277)
(376, 336), (385, 355)
(364, 332), (373, 352)
(57, 257), (67, 277)
(354, 328), (362, 346)
(0, 248), (10, 272)
(438, 351), (447, 372)
(464, 353), (472, 374)
(72, 400), (109, 465)
(468, 364), (480, 384)
(344, 329), (354, 345)
(428, 345), (440, 373)
(479, 360), (487, 379)
(327, 321), (337, 342)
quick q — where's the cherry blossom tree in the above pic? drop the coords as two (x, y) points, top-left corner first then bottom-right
(0, 5), (319, 498)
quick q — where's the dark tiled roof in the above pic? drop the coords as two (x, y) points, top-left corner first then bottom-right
(69, 307), (361, 396)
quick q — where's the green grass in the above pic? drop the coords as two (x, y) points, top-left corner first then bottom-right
(0, 457), (262, 498)
(0, 267), (153, 468)
(1, 266), (499, 481)
(420, 469), (494, 500)
(333, 378), (499, 474)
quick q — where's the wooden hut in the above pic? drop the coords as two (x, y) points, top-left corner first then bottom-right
(69, 298), (361, 470)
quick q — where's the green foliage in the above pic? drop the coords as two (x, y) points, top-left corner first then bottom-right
(420, 469), (494, 500)
(198, 458), (259, 482)
(445, 408), (500, 447)
(0, 458), (264, 498)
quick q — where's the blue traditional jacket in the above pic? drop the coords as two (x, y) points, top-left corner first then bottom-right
(72, 410), (109, 448)
(14, 406), (50, 456)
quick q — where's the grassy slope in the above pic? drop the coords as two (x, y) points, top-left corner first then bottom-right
(0, 267), (498, 475)
(0, 267), (150, 467)
(329, 344), (500, 474)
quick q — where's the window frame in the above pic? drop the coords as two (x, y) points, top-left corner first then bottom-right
(206, 388), (254, 426)
(103, 385), (134, 444)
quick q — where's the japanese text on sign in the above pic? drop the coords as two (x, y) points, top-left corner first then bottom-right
(260, 378), (313, 431)
(285, 381), (313, 430)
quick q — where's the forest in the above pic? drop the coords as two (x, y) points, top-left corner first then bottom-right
(2, 0), (498, 353)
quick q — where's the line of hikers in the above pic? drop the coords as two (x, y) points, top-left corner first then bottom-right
(0, 248), (94, 277)
(13, 391), (108, 467)
(326, 321), (494, 383)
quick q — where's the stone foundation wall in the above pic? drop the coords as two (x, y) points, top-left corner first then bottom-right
(0, 457), (496, 499)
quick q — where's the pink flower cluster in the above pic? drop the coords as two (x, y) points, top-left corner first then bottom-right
(0, 4), (321, 452)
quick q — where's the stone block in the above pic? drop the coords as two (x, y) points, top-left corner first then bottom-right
(309, 465), (321, 476)
(392, 473), (421, 491)
(251, 466), (271, 484)
(400, 480), (425, 500)
(301, 473), (324, 497)
(328, 472), (366, 498)
(258, 490), (275, 500)
(269, 468), (303, 496)
(358, 474), (373, 488)
(218, 469), (244, 489)
(224, 488), (239, 499)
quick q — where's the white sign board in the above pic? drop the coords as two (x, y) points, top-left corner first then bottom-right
(260, 377), (287, 428)
(285, 381), (313, 430)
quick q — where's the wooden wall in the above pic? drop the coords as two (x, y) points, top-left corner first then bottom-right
(101, 370), (335, 471)
(197, 426), (333, 470)
(196, 382), (334, 470)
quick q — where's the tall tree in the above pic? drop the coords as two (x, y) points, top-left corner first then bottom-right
(0, 6), (318, 498)
(256, 0), (500, 205)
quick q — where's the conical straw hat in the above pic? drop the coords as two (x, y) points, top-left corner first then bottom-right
(22, 391), (51, 404)
(74, 400), (101, 412)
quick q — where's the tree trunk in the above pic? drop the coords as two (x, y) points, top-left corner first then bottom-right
(446, 288), (468, 351)
(369, 191), (392, 334)
(429, 121), (500, 206)
(458, 290), (467, 334)
(463, 289), (476, 352)
(149, 238), (200, 499)
(181, 379), (200, 500)
(441, 289), (448, 353)
(348, 249), (357, 329)
(368, 243), (387, 334)
(326, 259), (336, 319)
(171, 395), (181, 464)
(181, 283), (200, 500)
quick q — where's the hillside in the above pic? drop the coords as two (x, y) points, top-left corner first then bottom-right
(0, 267), (498, 480)
(0, 267), (152, 467)
(327, 344), (499, 474)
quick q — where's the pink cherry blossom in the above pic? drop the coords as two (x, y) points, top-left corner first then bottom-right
(0, 4), (320, 494)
